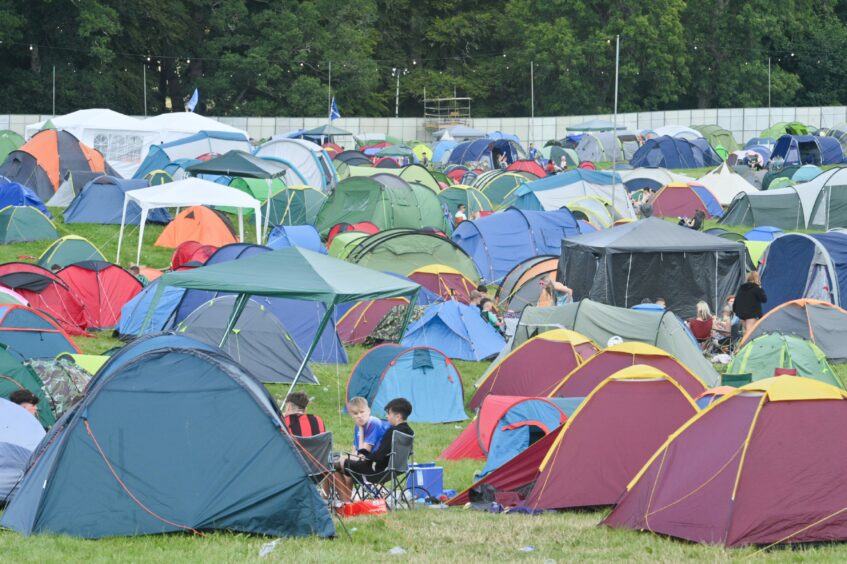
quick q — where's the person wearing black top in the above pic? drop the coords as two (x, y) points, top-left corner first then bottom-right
(733, 271), (768, 334)
(347, 398), (414, 478)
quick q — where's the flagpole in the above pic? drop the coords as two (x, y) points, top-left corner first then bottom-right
(327, 60), (332, 125)
(611, 35), (620, 218)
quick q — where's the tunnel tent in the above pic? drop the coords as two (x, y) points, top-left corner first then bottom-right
(253, 137), (338, 192)
(770, 134), (844, 166)
(509, 169), (634, 219)
(494, 255), (559, 314)
(438, 185), (494, 217)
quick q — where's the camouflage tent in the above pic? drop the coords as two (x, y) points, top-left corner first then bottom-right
(25, 357), (91, 419)
(365, 304), (427, 346)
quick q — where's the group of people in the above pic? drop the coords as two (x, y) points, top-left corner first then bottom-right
(469, 284), (507, 334)
(686, 271), (767, 350)
(281, 391), (414, 501)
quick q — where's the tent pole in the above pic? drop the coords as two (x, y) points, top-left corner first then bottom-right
(140, 275), (168, 333)
(237, 208), (244, 242)
(263, 178), (272, 241)
(220, 293), (250, 347)
(116, 196), (130, 263)
(285, 302), (336, 402)
(611, 34), (620, 217)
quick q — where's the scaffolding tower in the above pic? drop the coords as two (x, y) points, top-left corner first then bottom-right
(423, 96), (472, 133)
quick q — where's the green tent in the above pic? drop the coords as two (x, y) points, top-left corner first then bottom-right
(475, 172), (529, 206)
(0, 343), (55, 427)
(264, 185), (326, 226)
(328, 231), (369, 258)
(38, 235), (106, 269)
(315, 176), (448, 236)
(728, 333), (842, 389)
(186, 150), (288, 180)
(376, 145), (414, 158)
(541, 145), (579, 166)
(719, 188), (807, 229)
(0, 130), (24, 163)
(761, 121), (810, 139)
(228, 177), (287, 205)
(809, 184), (847, 230)
(691, 124), (739, 152)
(430, 170), (452, 187)
(345, 164), (441, 192)
(0, 206), (58, 244)
(438, 185), (494, 216)
(148, 246), (420, 390)
(346, 229), (481, 282)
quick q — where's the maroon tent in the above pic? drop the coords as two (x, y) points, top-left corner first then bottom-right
(603, 377), (847, 547)
(523, 366), (697, 510)
(335, 297), (408, 345)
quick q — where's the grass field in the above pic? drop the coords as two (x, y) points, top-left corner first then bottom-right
(1, 213), (846, 562)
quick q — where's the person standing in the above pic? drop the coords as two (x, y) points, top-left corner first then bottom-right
(528, 143), (538, 161)
(733, 272), (767, 334)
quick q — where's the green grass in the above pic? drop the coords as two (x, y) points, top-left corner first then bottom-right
(2, 213), (847, 561)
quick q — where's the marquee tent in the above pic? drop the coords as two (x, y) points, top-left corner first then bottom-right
(142, 112), (249, 143)
(133, 131), (251, 180)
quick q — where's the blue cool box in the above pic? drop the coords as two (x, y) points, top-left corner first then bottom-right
(410, 463), (443, 497)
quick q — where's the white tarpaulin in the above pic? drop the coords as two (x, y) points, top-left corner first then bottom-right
(696, 162), (759, 205)
(143, 112), (249, 143)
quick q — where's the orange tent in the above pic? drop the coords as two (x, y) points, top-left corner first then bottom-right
(155, 206), (237, 248)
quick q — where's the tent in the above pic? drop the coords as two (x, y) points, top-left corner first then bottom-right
(566, 119), (626, 132)
(326, 221), (380, 249)
(548, 341), (707, 399)
(629, 136), (722, 169)
(155, 205), (237, 249)
(335, 297), (410, 345)
(438, 185), (493, 218)
(510, 170), (634, 219)
(540, 145), (579, 167)
(0, 130), (24, 163)
(0, 398), (45, 502)
(346, 229), (480, 283)
(470, 329), (598, 410)
(760, 231), (847, 310)
(728, 333), (841, 388)
(24, 109), (162, 178)
(649, 182), (723, 219)
(25, 357), (92, 419)
(809, 183), (847, 230)
(346, 344), (466, 423)
(762, 121), (810, 138)
(147, 247), (421, 389)
(177, 295), (316, 384)
(261, 185), (326, 226)
(267, 225), (326, 254)
(447, 139), (526, 168)
(63, 176), (170, 225)
(603, 377), (847, 547)
(619, 168), (696, 192)
(0, 343), (56, 426)
(0, 304), (79, 359)
(506, 159), (547, 177)
(472, 171), (529, 206)
(511, 300), (720, 387)
(523, 365), (698, 510)
(740, 299), (847, 362)
(142, 112), (249, 143)
(57, 261), (143, 330)
(691, 124), (739, 153)
(494, 255), (559, 314)
(254, 138), (338, 192)
(117, 279), (186, 338)
(745, 225), (783, 241)
(115, 178), (262, 264)
(401, 300), (504, 361)
(0, 207), (58, 243)
(315, 176), (448, 236)
(452, 208), (585, 283)
(408, 264), (476, 303)
(646, 125), (704, 141)
(171, 244), (348, 364)
(720, 186), (811, 229)
(334, 150), (371, 166)
(574, 131), (639, 163)
(345, 164), (441, 193)
(770, 134), (843, 166)
(0, 263), (88, 335)
(133, 131), (251, 180)
(170, 241), (217, 270)
(1, 340), (334, 539)
(560, 218), (745, 319)
(0, 130), (115, 202)
(37, 235), (106, 269)
(695, 162), (758, 205)
(0, 179), (51, 217)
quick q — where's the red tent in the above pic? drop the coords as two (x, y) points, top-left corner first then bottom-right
(57, 261), (143, 330)
(408, 265), (475, 304)
(604, 377), (847, 547)
(548, 342), (706, 399)
(524, 366), (697, 510)
(0, 262), (87, 335)
(326, 221), (380, 248)
(170, 241), (218, 270)
(470, 329), (598, 410)
(506, 159), (546, 177)
(650, 182), (717, 219)
(336, 297), (408, 345)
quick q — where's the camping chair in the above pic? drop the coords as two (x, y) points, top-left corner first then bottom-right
(722, 372), (752, 388)
(716, 321), (742, 355)
(294, 432), (335, 502)
(687, 318), (714, 353)
(347, 431), (415, 510)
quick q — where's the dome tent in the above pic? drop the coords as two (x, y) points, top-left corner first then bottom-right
(728, 333), (841, 388)
(401, 300), (505, 361)
(0, 342), (56, 427)
(37, 235), (106, 269)
(494, 255), (559, 315)
(0, 304), (79, 360)
(0, 206), (58, 243)
(57, 261), (143, 330)
(0, 263), (88, 335)
(0, 398), (45, 502)
(0, 179), (51, 217)
(63, 176), (170, 225)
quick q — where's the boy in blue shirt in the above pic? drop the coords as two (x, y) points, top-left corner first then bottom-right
(336, 396), (389, 499)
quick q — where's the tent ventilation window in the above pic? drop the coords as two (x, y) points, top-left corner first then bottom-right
(413, 349), (433, 371)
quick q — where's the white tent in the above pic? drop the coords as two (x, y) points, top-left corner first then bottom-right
(696, 162), (759, 205)
(253, 138), (338, 191)
(619, 167), (696, 188)
(648, 125), (703, 141)
(25, 109), (161, 178)
(116, 177), (261, 264)
(143, 113), (249, 144)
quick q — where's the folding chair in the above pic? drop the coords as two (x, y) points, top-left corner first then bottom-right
(347, 431), (415, 510)
(293, 432), (335, 502)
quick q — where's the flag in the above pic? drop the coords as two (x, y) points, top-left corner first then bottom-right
(186, 88), (199, 112)
(329, 97), (341, 121)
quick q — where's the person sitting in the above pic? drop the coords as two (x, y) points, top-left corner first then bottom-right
(9, 389), (39, 417)
(336, 396), (390, 499)
(688, 301), (714, 349)
(454, 204), (467, 224)
(345, 397), (414, 480)
(679, 209), (705, 231)
(282, 391), (325, 437)
(655, 297), (667, 308)
(544, 159), (556, 175)
(479, 298), (506, 334)
(129, 265), (150, 286)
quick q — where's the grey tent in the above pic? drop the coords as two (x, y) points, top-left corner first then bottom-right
(507, 299), (720, 387)
(177, 295), (317, 384)
(560, 218), (745, 319)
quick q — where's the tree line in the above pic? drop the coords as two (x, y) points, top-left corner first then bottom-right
(1, 0), (846, 118)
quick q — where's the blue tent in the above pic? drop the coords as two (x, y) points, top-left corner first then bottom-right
(447, 139), (525, 168)
(0, 397), (45, 501)
(0, 180), (51, 218)
(630, 136), (723, 168)
(64, 176), (171, 225)
(509, 169), (625, 210)
(771, 135), (844, 166)
(432, 140), (457, 164)
(172, 244), (347, 364)
(1, 338), (334, 539)
(452, 207), (584, 283)
(481, 397), (582, 476)
(761, 231), (847, 312)
(134, 131), (252, 179)
(267, 225), (327, 254)
(0, 305), (78, 359)
(488, 131), (521, 143)
(745, 226), (784, 241)
(690, 184), (724, 218)
(401, 301), (505, 361)
(117, 280), (185, 338)
(346, 344), (467, 423)
(792, 164), (823, 183)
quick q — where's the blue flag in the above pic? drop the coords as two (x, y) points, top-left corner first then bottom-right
(187, 88), (199, 112)
(329, 97), (341, 121)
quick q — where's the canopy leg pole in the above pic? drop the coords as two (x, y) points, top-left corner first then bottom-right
(220, 293), (250, 347)
(116, 196), (130, 263)
(136, 208), (149, 266)
(285, 302), (336, 402)
(263, 178), (272, 242)
(397, 288), (421, 341)
(237, 208), (244, 242)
